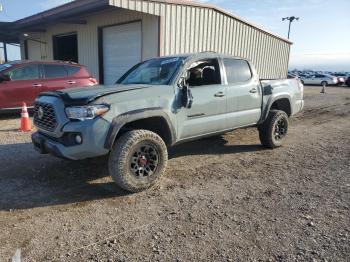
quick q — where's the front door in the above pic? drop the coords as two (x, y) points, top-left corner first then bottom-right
(0, 64), (41, 108)
(223, 58), (262, 128)
(178, 58), (227, 139)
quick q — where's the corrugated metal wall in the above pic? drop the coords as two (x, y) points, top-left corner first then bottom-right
(22, 0), (291, 80)
(109, 0), (291, 79)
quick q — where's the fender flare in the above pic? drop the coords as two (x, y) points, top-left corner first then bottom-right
(260, 94), (292, 123)
(104, 107), (176, 149)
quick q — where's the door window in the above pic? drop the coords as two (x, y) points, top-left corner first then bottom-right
(223, 58), (252, 84)
(44, 65), (68, 78)
(64, 65), (81, 76)
(4, 64), (40, 81)
(187, 59), (221, 87)
(315, 74), (325, 78)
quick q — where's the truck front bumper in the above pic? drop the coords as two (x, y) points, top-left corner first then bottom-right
(32, 132), (68, 159)
(32, 117), (110, 160)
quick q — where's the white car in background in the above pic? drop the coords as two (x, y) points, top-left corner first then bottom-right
(300, 74), (338, 86)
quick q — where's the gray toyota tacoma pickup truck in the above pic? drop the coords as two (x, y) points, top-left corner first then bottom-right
(32, 52), (304, 192)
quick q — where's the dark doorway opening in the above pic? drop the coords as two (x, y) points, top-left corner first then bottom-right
(53, 33), (78, 62)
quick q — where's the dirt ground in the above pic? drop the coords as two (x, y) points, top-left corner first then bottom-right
(0, 86), (349, 262)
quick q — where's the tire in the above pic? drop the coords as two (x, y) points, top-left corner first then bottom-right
(258, 110), (289, 149)
(108, 129), (168, 193)
(321, 81), (327, 87)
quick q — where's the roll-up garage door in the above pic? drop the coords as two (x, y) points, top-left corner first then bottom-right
(102, 21), (142, 85)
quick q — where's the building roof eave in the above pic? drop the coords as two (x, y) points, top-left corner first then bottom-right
(0, 0), (292, 45)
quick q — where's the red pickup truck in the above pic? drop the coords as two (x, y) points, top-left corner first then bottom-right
(0, 60), (98, 110)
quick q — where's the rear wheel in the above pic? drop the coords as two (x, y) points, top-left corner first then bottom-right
(321, 81), (327, 87)
(258, 110), (289, 149)
(108, 129), (168, 193)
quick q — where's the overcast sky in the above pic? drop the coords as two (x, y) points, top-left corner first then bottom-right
(1, 0), (349, 71)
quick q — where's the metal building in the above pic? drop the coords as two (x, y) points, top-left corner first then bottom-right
(0, 0), (292, 84)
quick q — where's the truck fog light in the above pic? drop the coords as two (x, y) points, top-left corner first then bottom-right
(75, 135), (83, 144)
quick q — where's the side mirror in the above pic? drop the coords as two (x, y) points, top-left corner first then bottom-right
(178, 73), (193, 109)
(182, 85), (193, 109)
(177, 70), (190, 88)
(177, 76), (187, 89)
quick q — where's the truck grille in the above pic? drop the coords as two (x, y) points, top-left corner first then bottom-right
(33, 102), (58, 132)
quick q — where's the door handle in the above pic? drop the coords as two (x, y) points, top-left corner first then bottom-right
(67, 80), (76, 84)
(249, 87), (258, 93)
(214, 91), (225, 97)
(32, 84), (42, 88)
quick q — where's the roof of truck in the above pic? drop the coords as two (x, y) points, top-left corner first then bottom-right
(160, 52), (250, 62)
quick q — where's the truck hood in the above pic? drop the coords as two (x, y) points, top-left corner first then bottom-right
(38, 84), (152, 106)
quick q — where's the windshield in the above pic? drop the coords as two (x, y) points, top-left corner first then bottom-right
(0, 63), (13, 72)
(118, 57), (186, 85)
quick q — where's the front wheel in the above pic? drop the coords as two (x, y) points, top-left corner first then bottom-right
(258, 110), (289, 149)
(108, 129), (168, 193)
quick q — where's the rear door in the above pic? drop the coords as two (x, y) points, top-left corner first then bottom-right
(316, 74), (327, 84)
(40, 64), (69, 92)
(0, 64), (41, 108)
(223, 58), (262, 128)
(64, 65), (87, 87)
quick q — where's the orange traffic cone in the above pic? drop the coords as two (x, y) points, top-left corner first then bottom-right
(20, 102), (32, 132)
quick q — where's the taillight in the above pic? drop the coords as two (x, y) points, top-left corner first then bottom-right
(89, 77), (98, 85)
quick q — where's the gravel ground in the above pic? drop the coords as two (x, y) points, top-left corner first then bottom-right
(0, 86), (349, 262)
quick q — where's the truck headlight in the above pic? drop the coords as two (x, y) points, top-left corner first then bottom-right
(65, 104), (110, 120)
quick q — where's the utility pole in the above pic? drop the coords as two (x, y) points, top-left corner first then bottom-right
(3, 42), (7, 62)
(0, 3), (5, 63)
(282, 16), (299, 39)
